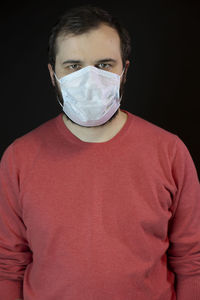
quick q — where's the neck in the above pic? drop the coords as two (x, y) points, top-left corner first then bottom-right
(62, 109), (127, 143)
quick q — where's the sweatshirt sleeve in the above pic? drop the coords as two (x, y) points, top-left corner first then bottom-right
(167, 136), (200, 300)
(0, 143), (32, 299)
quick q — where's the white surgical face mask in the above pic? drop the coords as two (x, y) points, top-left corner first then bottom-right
(54, 66), (124, 127)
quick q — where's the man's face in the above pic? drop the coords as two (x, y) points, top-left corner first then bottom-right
(48, 23), (129, 126)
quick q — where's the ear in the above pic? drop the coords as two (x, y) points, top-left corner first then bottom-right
(123, 60), (130, 83)
(48, 63), (56, 86)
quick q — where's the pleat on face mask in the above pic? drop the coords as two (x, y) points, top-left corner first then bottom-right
(54, 66), (124, 127)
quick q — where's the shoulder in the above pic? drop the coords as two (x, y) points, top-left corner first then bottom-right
(16, 114), (60, 147)
(126, 110), (178, 144)
(127, 111), (174, 137)
(1, 114), (61, 166)
(125, 110), (189, 161)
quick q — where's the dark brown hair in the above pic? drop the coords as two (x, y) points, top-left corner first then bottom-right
(48, 5), (131, 70)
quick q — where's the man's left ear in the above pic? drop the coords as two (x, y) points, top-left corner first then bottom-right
(123, 60), (130, 83)
(48, 63), (56, 86)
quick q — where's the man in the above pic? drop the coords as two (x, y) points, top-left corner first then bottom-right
(0, 5), (199, 300)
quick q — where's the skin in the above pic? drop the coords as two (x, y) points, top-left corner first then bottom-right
(48, 23), (130, 143)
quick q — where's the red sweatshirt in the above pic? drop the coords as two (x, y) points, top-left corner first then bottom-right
(0, 110), (200, 300)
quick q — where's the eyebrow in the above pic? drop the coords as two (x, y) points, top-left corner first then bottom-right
(62, 60), (82, 65)
(96, 58), (117, 64)
(62, 58), (117, 65)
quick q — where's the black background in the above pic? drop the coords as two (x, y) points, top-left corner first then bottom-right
(1, 0), (200, 178)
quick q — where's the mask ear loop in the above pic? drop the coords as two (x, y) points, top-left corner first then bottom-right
(56, 96), (64, 109)
(53, 73), (64, 108)
(119, 68), (126, 101)
(120, 68), (125, 78)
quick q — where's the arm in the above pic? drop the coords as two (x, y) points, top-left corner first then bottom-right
(167, 136), (200, 300)
(0, 144), (32, 299)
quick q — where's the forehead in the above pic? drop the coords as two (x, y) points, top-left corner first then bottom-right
(55, 24), (122, 62)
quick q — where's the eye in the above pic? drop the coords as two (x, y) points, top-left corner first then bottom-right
(67, 64), (81, 71)
(96, 63), (112, 70)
